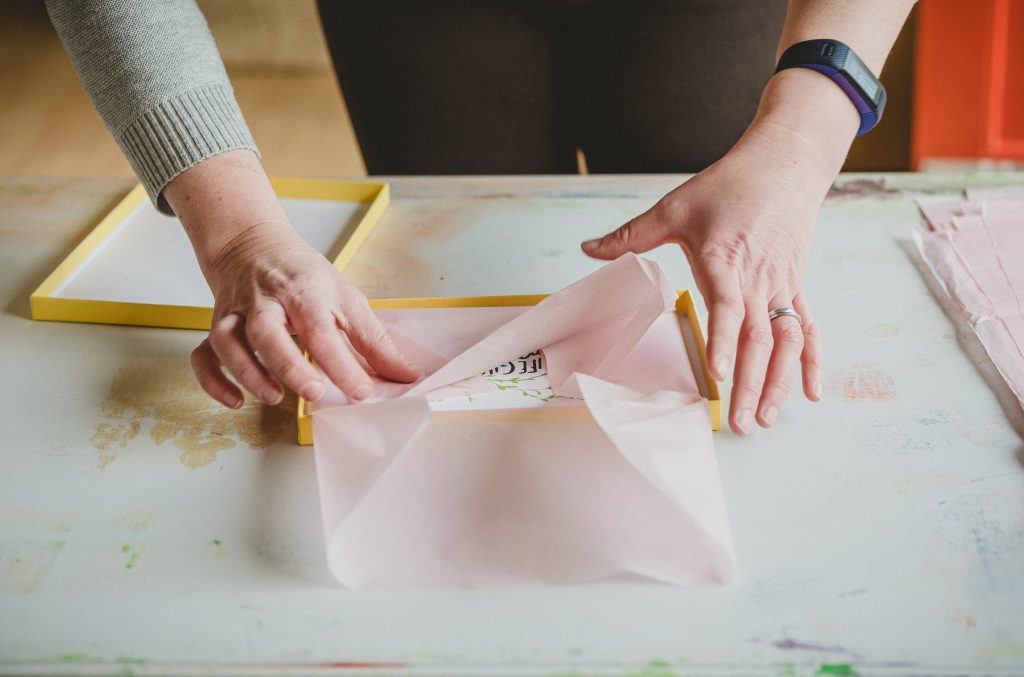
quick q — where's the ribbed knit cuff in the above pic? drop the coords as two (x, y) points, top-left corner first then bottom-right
(116, 84), (259, 215)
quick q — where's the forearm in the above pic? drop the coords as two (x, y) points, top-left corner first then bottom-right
(46, 0), (257, 213)
(737, 0), (917, 181)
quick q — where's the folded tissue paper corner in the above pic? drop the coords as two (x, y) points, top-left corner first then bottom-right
(311, 253), (735, 588)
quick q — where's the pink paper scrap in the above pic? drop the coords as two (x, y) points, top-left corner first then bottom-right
(913, 191), (1024, 411)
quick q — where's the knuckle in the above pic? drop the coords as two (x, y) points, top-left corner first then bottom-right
(608, 222), (633, 248)
(196, 372), (221, 396)
(282, 288), (321, 316)
(802, 355), (823, 371)
(244, 322), (273, 349)
(734, 382), (764, 400)
(268, 360), (302, 387)
(343, 286), (369, 306)
(208, 321), (235, 347)
(743, 326), (774, 348)
(360, 325), (394, 353)
(303, 323), (338, 352)
(711, 295), (745, 320)
(777, 323), (805, 346)
(803, 320), (822, 340)
(333, 309), (352, 334)
(698, 237), (749, 270)
(769, 377), (793, 398)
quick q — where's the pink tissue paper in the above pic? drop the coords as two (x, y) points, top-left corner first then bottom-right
(311, 254), (735, 589)
(914, 187), (1024, 412)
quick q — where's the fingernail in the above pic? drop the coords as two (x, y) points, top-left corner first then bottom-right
(227, 394), (243, 409)
(301, 380), (325, 402)
(714, 356), (731, 378)
(582, 239), (600, 249)
(761, 406), (778, 426)
(813, 379), (823, 400)
(262, 388), (283, 405)
(736, 409), (752, 434)
(351, 384), (373, 401)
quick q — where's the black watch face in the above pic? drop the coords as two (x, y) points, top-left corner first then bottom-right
(843, 52), (881, 103)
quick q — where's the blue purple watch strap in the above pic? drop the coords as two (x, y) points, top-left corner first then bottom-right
(775, 39), (887, 137)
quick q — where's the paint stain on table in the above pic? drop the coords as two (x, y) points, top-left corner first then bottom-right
(0, 539), (65, 593)
(121, 543), (140, 570)
(864, 323), (900, 338)
(827, 366), (897, 401)
(825, 178), (902, 202)
(91, 358), (293, 470)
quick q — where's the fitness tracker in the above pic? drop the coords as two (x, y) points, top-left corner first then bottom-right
(775, 39), (887, 137)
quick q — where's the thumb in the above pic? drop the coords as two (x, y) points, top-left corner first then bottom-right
(581, 207), (670, 260)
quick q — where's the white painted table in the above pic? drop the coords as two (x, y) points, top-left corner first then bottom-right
(1, 174), (1023, 677)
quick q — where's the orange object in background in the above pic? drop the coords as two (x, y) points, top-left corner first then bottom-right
(913, 0), (1024, 167)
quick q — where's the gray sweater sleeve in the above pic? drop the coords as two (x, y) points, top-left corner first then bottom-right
(46, 0), (259, 214)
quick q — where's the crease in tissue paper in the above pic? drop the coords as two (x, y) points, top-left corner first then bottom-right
(311, 253), (734, 588)
(913, 187), (1024, 411)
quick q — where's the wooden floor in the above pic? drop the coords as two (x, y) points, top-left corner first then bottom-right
(0, 3), (367, 180)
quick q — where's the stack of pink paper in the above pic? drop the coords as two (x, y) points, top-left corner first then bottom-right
(914, 186), (1024, 412)
(311, 254), (735, 589)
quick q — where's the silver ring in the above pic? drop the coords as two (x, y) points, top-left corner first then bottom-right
(768, 307), (803, 325)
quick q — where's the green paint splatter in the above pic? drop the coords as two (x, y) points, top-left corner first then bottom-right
(54, 653), (104, 663)
(648, 661), (670, 669)
(623, 668), (675, 677)
(115, 655), (146, 664)
(209, 538), (227, 559)
(818, 665), (857, 676)
(121, 544), (139, 570)
(776, 662), (797, 677)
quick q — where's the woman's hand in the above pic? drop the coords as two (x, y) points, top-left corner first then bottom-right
(582, 70), (858, 435)
(164, 150), (418, 409)
(191, 221), (419, 408)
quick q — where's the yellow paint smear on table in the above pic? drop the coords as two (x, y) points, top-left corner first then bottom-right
(91, 358), (292, 470)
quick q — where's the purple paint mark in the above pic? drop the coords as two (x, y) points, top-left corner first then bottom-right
(774, 639), (846, 653)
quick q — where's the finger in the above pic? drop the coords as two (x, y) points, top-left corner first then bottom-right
(244, 304), (328, 404)
(581, 204), (671, 260)
(284, 302), (374, 402)
(793, 292), (823, 401)
(756, 297), (804, 427)
(698, 264), (745, 382)
(190, 339), (243, 409)
(208, 313), (284, 405)
(729, 300), (774, 436)
(344, 303), (420, 383)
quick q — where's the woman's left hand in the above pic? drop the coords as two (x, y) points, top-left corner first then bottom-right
(581, 113), (840, 435)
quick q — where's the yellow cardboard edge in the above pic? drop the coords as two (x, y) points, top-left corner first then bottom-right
(30, 184), (149, 317)
(30, 178), (388, 329)
(297, 291), (721, 445)
(677, 291), (722, 431)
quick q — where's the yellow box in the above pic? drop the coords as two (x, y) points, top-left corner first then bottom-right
(30, 177), (389, 330)
(296, 290), (721, 445)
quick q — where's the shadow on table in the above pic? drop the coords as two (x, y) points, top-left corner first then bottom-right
(898, 238), (1024, 458)
(242, 434), (339, 587)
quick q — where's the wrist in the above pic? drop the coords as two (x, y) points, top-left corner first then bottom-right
(742, 68), (860, 178)
(163, 150), (289, 271)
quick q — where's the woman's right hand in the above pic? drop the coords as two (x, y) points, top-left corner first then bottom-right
(191, 220), (419, 409)
(164, 150), (418, 409)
